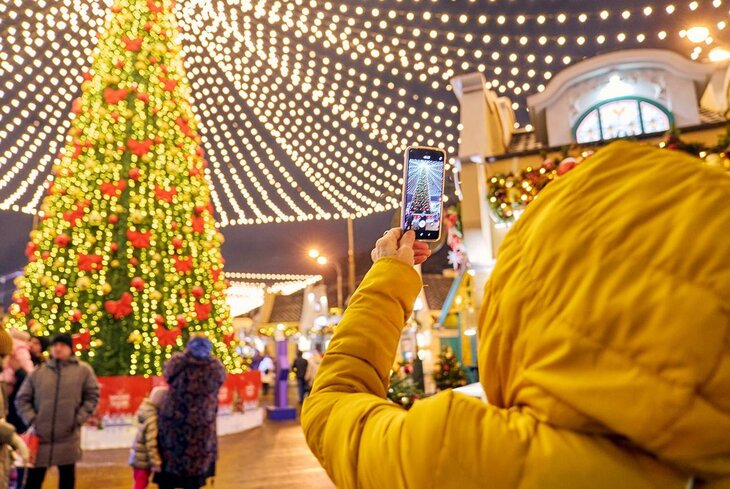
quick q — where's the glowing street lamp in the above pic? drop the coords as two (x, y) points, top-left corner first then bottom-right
(686, 26), (710, 43)
(709, 47), (730, 62)
(308, 249), (343, 309)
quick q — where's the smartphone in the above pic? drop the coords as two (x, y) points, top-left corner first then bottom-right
(400, 146), (447, 242)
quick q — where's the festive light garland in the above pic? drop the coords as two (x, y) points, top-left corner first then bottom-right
(0, 0), (726, 223)
(487, 127), (730, 224)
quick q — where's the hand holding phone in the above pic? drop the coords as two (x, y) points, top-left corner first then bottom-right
(400, 146), (447, 242)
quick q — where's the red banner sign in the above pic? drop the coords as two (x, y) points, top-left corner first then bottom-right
(95, 371), (261, 421)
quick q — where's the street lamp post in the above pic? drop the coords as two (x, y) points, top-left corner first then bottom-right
(309, 250), (344, 310)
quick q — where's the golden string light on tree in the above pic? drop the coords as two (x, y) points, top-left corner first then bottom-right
(6, 0), (241, 376)
(0, 0), (726, 224)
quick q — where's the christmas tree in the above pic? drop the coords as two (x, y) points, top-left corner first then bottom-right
(410, 167), (432, 214)
(387, 361), (424, 410)
(433, 346), (467, 391)
(7, 0), (241, 376)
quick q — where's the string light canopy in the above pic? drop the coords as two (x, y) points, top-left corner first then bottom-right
(0, 0), (726, 225)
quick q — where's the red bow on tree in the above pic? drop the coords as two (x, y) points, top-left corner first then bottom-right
(104, 292), (134, 319)
(103, 87), (129, 105)
(127, 230), (151, 249)
(175, 117), (192, 137)
(12, 295), (30, 316)
(147, 0), (165, 13)
(155, 326), (181, 347)
(77, 253), (103, 272)
(25, 242), (37, 260)
(100, 179), (127, 197)
(174, 256), (193, 273)
(155, 186), (177, 203)
(194, 302), (212, 321)
(72, 330), (92, 351)
(191, 215), (204, 234)
(223, 331), (236, 345)
(63, 201), (88, 227)
(127, 138), (154, 157)
(121, 36), (143, 52)
(54, 234), (71, 247)
(159, 77), (177, 92)
(71, 140), (90, 159)
(71, 98), (82, 115)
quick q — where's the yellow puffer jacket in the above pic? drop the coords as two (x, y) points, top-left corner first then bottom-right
(302, 141), (730, 488)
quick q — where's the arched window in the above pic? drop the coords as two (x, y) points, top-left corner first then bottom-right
(573, 97), (673, 144)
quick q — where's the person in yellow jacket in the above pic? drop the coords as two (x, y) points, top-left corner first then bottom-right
(302, 141), (730, 489)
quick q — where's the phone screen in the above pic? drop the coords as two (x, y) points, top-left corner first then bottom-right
(401, 146), (446, 241)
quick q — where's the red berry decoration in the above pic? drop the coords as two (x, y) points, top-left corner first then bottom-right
(130, 257), (139, 266)
(194, 204), (205, 214)
(128, 168), (141, 180)
(108, 214), (119, 224)
(171, 237), (184, 249)
(54, 234), (71, 248)
(71, 309), (83, 322)
(131, 277), (145, 291)
(191, 286), (204, 298)
(41, 251), (50, 261)
(110, 242), (119, 252)
(55, 284), (67, 296)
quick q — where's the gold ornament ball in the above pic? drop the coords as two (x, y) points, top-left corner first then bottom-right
(101, 283), (112, 295)
(110, 259), (120, 268)
(88, 303), (99, 313)
(115, 205), (125, 214)
(150, 290), (162, 301)
(130, 211), (145, 224)
(76, 276), (92, 291)
(128, 330), (143, 344)
(152, 253), (162, 262)
(88, 211), (103, 226)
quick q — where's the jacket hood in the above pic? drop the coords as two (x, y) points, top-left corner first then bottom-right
(479, 141), (730, 479)
(136, 398), (158, 423)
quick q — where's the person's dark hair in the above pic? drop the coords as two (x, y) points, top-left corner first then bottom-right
(33, 335), (50, 352)
(297, 350), (303, 358)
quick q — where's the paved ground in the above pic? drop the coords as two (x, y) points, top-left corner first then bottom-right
(42, 420), (334, 489)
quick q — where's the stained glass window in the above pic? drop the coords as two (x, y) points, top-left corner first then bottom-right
(574, 98), (672, 144)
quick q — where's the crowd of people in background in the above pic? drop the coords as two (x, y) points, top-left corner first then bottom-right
(0, 328), (235, 489)
(0, 322), (323, 489)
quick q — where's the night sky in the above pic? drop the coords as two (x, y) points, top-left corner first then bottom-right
(0, 0), (727, 278)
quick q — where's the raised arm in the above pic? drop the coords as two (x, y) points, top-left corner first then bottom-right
(301, 231), (679, 489)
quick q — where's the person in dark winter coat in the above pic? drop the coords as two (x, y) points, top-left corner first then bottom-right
(154, 335), (226, 489)
(129, 386), (167, 489)
(291, 351), (308, 403)
(15, 333), (100, 489)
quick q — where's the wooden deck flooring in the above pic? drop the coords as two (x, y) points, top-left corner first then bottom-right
(41, 420), (335, 489)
